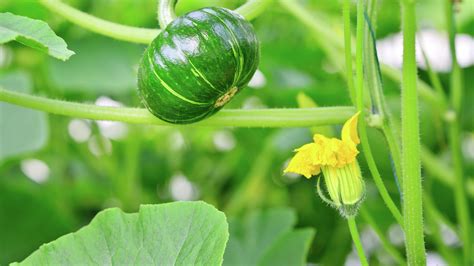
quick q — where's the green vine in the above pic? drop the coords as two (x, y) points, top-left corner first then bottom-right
(347, 217), (369, 266)
(39, 0), (273, 44)
(39, 0), (159, 44)
(444, 0), (471, 264)
(353, 0), (403, 226)
(0, 88), (355, 128)
(235, 0), (275, 21)
(157, 0), (177, 29)
(400, 0), (426, 264)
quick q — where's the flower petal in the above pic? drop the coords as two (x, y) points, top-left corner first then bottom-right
(284, 143), (321, 178)
(342, 112), (361, 145)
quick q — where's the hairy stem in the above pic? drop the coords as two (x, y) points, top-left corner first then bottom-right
(355, 0), (403, 226)
(347, 217), (369, 266)
(0, 88), (355, 128)
(400, 0), (426, 264)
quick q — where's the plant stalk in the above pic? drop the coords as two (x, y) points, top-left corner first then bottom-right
(39, 0), (159, 44)
(0, 88), (355, 128)
(157, 0), (177, 29)
(347, 217), (369, 266)
(235, 0), (275, 21)
(400, 0), (426, 264)
(354, 0), (403, 226)
(39, 0), (270, 44)
(444, 1), (471, 264)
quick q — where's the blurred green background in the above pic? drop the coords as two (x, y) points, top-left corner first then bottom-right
(1, 0), (473, 264)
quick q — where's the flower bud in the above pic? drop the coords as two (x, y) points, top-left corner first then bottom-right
(317, 160), (365, 218)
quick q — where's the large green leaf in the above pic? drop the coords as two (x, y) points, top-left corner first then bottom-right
(224, 208), (315, 266)
(0, 12), (74, 60)
(15, 201), (229, 265)
(259, 228), (316, 266)
(0, 72), (48, 161)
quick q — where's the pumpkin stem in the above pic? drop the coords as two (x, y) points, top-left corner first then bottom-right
(215, 87), (238, 107)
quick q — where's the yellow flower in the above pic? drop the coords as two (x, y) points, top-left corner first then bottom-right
(284, 112), (365, 217)
(284, 112), (360, 176)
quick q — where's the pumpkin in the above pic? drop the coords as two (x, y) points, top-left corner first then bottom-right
(138, 7), (260, 124)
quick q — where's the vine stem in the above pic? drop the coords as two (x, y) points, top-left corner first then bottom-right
(0, 88), (355, 128)
(157, 0), (177, 29)
(444, 0), (471, 264)
(354, 0), (403, 226)
(347, 217), (369, 266)
(400, 0), (426, 264)
(235, 0), (275, 21)
(39, 0), (271, 44)
(448, 123), (471, 264)
(39, 0), (159, 44)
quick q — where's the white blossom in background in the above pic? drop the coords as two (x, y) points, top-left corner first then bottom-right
(377, 29), (474, 72)
(68, 119), (91, 143)
(361, 227), (380, 256)
(169, 131), (185, 151)
(440, 223), (461, 247)
(462, 134), (474, 161)
(345, 250), (362, 266)
(213, 130), (236, 151)
(242, 96), (267, 109)
(169, 173), (198, 201)
(248, 69), (266, 89)
(95, 96), (128, 140)
(426, 252), (446, 266)
(388, 224), (405, 246)
(88, 135), (112, 156)
(21, 159), (50, 183)
(276, 68), (315, 88)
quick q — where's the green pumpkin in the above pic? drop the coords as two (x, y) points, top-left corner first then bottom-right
(138, 7), (260, 124)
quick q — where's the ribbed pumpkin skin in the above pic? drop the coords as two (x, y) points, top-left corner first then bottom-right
(138, 7), (259, 124)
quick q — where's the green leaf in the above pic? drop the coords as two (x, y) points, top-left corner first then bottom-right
(259, 228), (315, 266)
(223, 208), (315, 266)
(0, 72), (48, 161)
(0, 12), (74, 60)
(15, 201), (229, 265)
